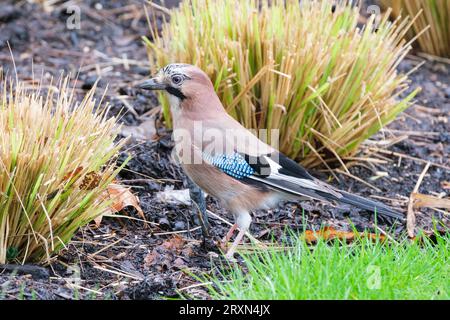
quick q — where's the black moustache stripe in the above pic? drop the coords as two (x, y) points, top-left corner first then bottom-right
(166, 86), (186, 100)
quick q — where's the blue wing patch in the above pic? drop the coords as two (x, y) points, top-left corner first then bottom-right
(203, 152), (255, 179)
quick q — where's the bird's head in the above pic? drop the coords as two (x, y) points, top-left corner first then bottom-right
(138, 63), (215, 108)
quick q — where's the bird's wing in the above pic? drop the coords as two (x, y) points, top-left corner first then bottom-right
(202, 150), (338, 200)
(243, 152), (343, 202)
(203, 150), (404, 220)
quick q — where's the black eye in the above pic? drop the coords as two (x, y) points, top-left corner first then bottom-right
(171, 75), (183, 85)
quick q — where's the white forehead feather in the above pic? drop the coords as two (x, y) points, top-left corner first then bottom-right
(161, 63), (191, 76)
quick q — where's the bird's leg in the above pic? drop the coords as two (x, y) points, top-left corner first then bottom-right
(220, 223), (237, 250)
(187, 177), (210, 243)
(224, 228), (246, 260)
(223, 223), (238, 243)
(224, 211), (251, 260)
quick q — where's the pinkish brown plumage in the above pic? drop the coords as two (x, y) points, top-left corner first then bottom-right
(139, 63), (403, 259)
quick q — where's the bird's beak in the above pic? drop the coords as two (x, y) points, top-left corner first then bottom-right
(138, 78), (166, 90)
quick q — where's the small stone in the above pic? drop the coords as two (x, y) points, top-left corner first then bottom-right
(173, 257), (186, 268)
(133, 66), (150, 76)
(398, 60), (412, 72)
(173, 221), (185, 231)
(158, 217), (171, 230)
(0, 264), (49, 280)
(422, 82), (438, 95)
(207, 252), (219, 258)
(444, 87), (450, 98)
(0, 6), (21, 23)
(82, 75), (103, 90)
(145, 181), (160, 192)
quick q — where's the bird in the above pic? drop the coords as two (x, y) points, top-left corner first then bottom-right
(139, 63), (404, 259)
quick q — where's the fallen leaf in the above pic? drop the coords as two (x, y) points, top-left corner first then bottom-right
(144, 236), (191, 270)
(121, 117), (157, 140)
(144, 250), (160, 268)
(303, 227), (385, 244)
(47, 166), (86, 200)
(80, 171), (102, 190)
(173, 257), (187, 269)
(95, 183), (146, 227)
(62, 166), (83, 182)
(410, 229), (446, 241)
(156, 186), (191, 205)
(181, 243), (195, 257)
(412, 193), (450, 209)
(161, 235), (185, 251)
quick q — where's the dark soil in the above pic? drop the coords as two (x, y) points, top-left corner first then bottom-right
(0, 0), (448, 300)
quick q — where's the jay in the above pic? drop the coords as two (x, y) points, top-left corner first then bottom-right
(139, 63), (403, 259)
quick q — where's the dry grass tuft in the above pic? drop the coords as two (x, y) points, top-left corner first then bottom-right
(0, 77), (127, 264)
(145, 0), (420, 167)
(380, 0), (450, 57)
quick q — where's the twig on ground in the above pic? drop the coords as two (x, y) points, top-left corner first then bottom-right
(152, 226), (201, 236)
(407, 162), (430, 238)
(367, 147), (449, 170)
(93, 265), (143, 281)
(416, 52), (450, 65)
(116, 96), (140, 118)
(178, 281), (214, 292)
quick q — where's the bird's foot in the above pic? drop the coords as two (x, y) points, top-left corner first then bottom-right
(222, 228), (246, 262)
(218, 223), (238, 252)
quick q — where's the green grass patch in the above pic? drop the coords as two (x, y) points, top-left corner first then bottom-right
(205, 232), (449, 299)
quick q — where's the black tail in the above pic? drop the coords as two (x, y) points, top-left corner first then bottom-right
(339, 191), (404, 220)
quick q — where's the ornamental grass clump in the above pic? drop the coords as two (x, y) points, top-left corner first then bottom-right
(0, 78), (126, 264)
(380, 0), (450, 57)
(145, 0), (420, 167)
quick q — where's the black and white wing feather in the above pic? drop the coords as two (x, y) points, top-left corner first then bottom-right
(246, 152), (404, 220)
(204, 151), (403, 220)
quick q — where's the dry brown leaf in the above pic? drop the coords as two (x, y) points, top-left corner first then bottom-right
(80, 171), (102, 190)
(181, 243), (196, 257)
(143, 236), (189, 270)
(412, 193), (450, 209)
(62, 166), (83, 182)
(94, 183), (146, 227)
(161, 235), (186, 251)
(304, 227), (385, 244)
(441, 181), (450, 190)
(144, 250), (159, 267)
